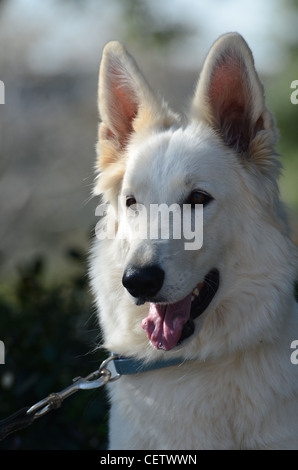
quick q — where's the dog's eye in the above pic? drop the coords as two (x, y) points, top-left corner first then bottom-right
(188, 191), (213, 208)
(126, 196), (137, 208)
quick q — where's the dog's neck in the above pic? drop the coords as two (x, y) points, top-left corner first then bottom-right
(111, 354), (187, 375)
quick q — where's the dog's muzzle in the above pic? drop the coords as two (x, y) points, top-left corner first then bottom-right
(122, 264), (165, 300)
(122, 264), (220, 351)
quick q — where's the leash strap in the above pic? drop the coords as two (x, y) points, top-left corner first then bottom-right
(0, 354), (186, 441)
(0, 358), (116, 442)
(0, 406), (35, 441)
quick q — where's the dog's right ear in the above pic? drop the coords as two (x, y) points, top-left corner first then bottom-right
(98, 42), (148, 150)
(98, 42), (174, 151)
(96, 42), (176, 197)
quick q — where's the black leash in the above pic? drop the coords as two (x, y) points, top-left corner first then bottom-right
(0, 355), (119, 442)
(0, 406), (35, 441)
(0, 353), (186, 442)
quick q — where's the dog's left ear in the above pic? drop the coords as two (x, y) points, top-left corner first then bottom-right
(191, 33), (277, 155)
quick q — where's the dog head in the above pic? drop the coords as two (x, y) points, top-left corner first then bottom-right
(92, 33), (291, 358)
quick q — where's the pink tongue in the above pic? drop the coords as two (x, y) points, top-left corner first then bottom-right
(141, 294), (192, 351)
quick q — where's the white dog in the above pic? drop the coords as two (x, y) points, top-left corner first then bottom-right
(90, 33), (298, 449)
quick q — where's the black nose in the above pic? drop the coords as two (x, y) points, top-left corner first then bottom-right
(122, 265), (165, 299)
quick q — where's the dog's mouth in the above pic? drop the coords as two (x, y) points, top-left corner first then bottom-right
(141, 269), (220, 351)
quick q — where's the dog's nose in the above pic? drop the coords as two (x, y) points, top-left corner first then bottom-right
(122, 265), (165, 299)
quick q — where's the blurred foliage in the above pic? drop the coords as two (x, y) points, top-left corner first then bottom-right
(119, 0), (194, 49)
(265, 0), (298, 214)
(0, 249), (109, 450)
(52, 0), (195, 50)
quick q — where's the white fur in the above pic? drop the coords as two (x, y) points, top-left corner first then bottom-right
(90, 33), (298, 449)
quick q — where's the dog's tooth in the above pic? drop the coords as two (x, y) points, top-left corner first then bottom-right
(191, 294), (195, 302)
(193, 287), (200, 296)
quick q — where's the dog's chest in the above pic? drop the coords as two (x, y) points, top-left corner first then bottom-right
(108, 366), (239, 449)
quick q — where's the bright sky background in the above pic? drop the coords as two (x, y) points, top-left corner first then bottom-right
(0, 0), (296, 75)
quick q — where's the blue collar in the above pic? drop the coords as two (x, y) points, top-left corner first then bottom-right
(112, 355), (185, 375)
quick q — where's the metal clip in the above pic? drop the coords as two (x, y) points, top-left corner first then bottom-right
(98, 354), (121, 383)
(26, 355), (121, 419)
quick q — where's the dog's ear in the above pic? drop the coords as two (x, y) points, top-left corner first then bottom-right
(98, 41), (146, 149)
(191, 33), (277, 155)
(98, 41), (174, 150)
(96, 42), (177, 198)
